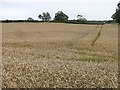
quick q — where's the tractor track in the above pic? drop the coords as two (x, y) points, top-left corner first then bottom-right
(91, 25), (103, 46)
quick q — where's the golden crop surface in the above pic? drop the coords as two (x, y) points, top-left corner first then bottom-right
(2, 23), (118, 88)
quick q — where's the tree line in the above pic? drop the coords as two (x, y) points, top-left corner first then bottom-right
(27, 11), (87, 23)
(2, 10), (116, 24)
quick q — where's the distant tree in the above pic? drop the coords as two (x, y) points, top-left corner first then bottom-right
(38, 12), (51, 22)
(27, 17), (34, 21)
(77, 15), (83, 19)
(77, 15), (87, 21)
(54, 11), (69, 22)
(112, 1), (120, 23)
(42, 12), (46, 21)
(46, 12), (51, 21)
(38, 14), (42, 20)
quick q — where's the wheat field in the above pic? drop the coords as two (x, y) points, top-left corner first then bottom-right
(2, 23), (118, 88)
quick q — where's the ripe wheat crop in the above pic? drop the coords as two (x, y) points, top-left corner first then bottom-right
(2, 23), (118, 88)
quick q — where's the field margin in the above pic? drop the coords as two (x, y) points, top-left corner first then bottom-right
(0, 21), (2, 89)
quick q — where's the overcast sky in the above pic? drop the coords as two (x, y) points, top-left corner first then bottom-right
(0, 0), (119, 20)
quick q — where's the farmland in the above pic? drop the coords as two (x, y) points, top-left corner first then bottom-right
(2, 23), (118, 88)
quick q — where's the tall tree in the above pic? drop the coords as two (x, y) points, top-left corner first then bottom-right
(54, 11), (69, 22)
(38, 12), (51, 22)
(46, 12), (51, 21)
(112, 1), (120, 23)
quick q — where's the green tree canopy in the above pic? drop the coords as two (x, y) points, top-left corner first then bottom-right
(77, 15), (87, 21)
(112, 1), (120, 23)
(27, 17), (34, 21)
(54, 11), (69, 22)
(38, 12), (51, 22)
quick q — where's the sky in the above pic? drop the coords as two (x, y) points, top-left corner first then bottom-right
(0, 0), (119, 20)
